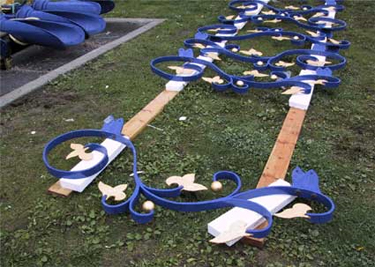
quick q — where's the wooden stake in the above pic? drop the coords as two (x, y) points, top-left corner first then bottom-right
(242, 107), (306, 247)
(47, 90), (179, 196)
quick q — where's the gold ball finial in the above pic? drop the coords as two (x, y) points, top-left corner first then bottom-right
(236, 80), (244, 87)
(211, 181), (223, 192)
(142, 201), (155, 211)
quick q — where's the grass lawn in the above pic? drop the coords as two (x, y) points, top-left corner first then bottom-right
(1, 0), (374, 266)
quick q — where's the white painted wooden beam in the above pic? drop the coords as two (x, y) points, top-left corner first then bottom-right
(59, 0), (270, 192)
(289, 7), (337, 110)
(208, 179), (295, 246)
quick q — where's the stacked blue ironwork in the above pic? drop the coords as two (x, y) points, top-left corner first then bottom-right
(0, 0), (115, 55)
(42, 0), (350, 239)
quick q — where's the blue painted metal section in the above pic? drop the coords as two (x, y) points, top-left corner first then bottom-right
(43, 116), (335, 238)
(42, 0), (348, 238)
(0, 0), (115, 54)
(151, 0), (349, 95)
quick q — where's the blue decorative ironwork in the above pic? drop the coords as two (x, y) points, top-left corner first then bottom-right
(151, 0), (350, 94)
(0, 0), (115, 52)
(42, 0), (347, 240)
(43, 116), (335, 238)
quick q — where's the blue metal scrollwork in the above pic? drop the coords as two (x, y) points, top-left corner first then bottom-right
(151, 0), (349, 94)
(43, 116), (335, 238)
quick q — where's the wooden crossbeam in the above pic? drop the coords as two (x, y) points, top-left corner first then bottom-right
(242, 107), (306, 247)
(47, 90), (179, 196)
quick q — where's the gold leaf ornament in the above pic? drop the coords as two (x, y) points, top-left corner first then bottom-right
(168, 66), (195, 75)
(306, 30), (320, 37)
(205, 52), (221, 61)
(282, 86), (304, 95)
(202, 76), (224, 84)
(275, 60), (295, 67)
(272, 36), (291, 41)
(247, 29), (263, 33)
(166, 173), (208, 192)
(66, 143), (93, 161)
(285, 5), (300, 10)
(193, 43), (206, 49)
(209, 221), (251, 244)
(261, 10), (276, 15)
(328, 38), (341, 45)
(275, 203), (312, 219)
(98, 181), (128, 201)
(294, 16), (307, 22)
(264, 19), (282, 24)
(303, 79), (328, 85)
(306, 59), (332, 66)
(243, 70), (268, 77)
(239, 48), (263, 56)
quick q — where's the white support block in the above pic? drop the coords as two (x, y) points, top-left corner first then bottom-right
(58, 0), (270, 192)
(208, 179), (295, 246)
(59, 138), (126, 192)
(289, 8), (336, 110)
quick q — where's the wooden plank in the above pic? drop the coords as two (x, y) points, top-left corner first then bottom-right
(47, 90), (179, 196)
(122, 90), (179, 138)
(47, 181), (73, 197)
(242, 107), (306, 247)
(257, 108), (306, 188)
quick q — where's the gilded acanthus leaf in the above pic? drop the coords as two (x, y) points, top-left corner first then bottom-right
(166, 173), (208, 192)
(168, 66), (195, 75)
(306, 59), (331, 66)
(275, 203), (312, 219)
(264, 19), (282, 24)
(272, 36), (291, 41)
(98, 181), (128, 201)
(205, 52), (221, 61)
(66, 143), (93, 161)
(261, 10), (276, 15)
(282, 86), (304, 95)
(275, 60), (295, 67)
(243, 70), (268, 77)
(202, 76), (224, 84)
(239, 48), (263, 56)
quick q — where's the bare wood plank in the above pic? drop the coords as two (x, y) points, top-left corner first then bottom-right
(257, 108), (306, 188)
(48, 90), (179, 196)
(47, 181), (73, 197)
(242, 107), (306, 247)
(122, 90), (179, 138)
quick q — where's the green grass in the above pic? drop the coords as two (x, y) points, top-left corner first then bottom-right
(1, 0), (375, 266)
